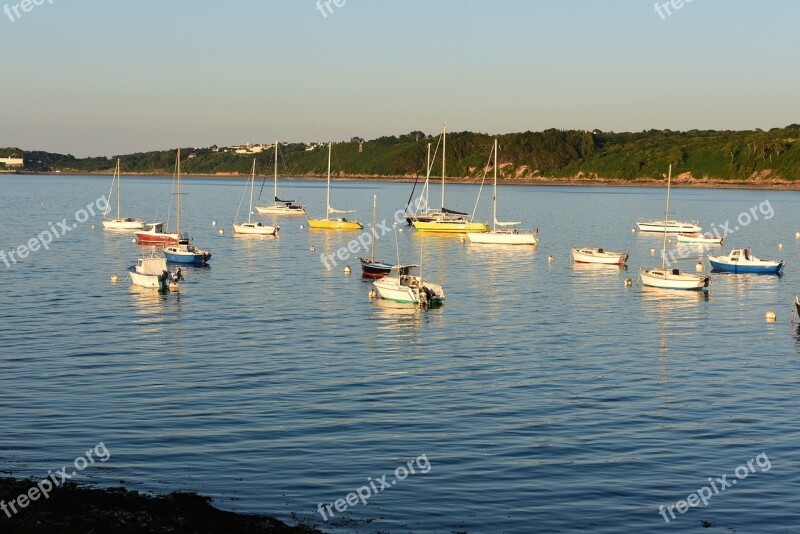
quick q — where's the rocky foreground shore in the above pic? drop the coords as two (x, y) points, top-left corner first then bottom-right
(0, 478), (321, 533)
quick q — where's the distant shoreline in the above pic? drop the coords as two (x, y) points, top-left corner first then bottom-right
(6, 170), (800, 190)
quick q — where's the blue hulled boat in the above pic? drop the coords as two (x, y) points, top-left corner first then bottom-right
(708, 248), (784, 274)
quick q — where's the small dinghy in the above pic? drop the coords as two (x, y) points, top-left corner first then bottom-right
(677, 233), (723, 245)
(708, 248), (784, 274)
(571, 247), (628, 265)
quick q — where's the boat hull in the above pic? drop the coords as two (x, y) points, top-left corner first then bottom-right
(103, 219), (145, 230)
(255, 205), (306, 216)
(129, 268), (167, 290)
(372, 282), (445, 306)
(468, 231), (537, 245)
(413, 221), (488, 233)
(307, 219), (363, 230)
(708, 259), (784, 274)
(640, 268), (710, 290)
(135, 232), (182, 244)
(233, 223), (278, 235)
(571, 248), (628, 264)
(677, 233), (723, 245)
(359, 258), (393, 278)
(637, 221), (702, 233)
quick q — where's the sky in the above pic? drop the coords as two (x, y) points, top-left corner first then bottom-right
(1, 0), (798, 157)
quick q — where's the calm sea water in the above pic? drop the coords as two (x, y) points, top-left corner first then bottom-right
(1, 174), (799, 533)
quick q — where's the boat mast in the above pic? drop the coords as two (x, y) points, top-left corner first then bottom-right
(326, 141), (332, 219)
(371, 194), (377, 263)
(492, 139), (498, 232)
(273, 139), (278, 203)
(441, 124), (446, 210)
(661, 164), (672, 270)
(176, 148), (181, 234)
(116, 158), (121, 220)
(249, 159), (256, 224)
(424, 142), (431, 213)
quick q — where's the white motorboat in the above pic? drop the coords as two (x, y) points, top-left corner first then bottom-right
(234, 159), (279, 235)
(640, 165), (710, 290)
(372, 264), (445, 307)
(102, 159), (145, 230)
(129, 256), (172, 290)
(468, 139), (537, 246)
(677, 232), (723, 245)
(571, 247), (628, 265)
(636, 219), (701, 233)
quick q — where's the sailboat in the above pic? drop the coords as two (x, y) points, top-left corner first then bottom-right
(372, 231), (445, 306)
(255, 141), (306, 216)
(358, 195), (393, 278)
(233, 159), (279, 235)
(640, 165), (709, 290)
(162, 149), (212, 265)
(307, 142), (362, 230)
(467, 139), (537, 245)
(102, 159), (145, 230)
(405, 138), (467, 225)
(412, 125), (488, 234)
(135, 152), (186, 244)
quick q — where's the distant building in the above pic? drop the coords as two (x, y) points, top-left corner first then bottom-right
(0, 157), (23, 167)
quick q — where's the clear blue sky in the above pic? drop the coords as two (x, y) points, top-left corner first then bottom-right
(1, 0), (798, 156)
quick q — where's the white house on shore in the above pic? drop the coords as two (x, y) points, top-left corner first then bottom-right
(0, 157), (23, 167)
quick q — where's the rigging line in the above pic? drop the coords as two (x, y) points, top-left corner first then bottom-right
(471, 143), (494, 221)
(406, 133), (443, 211)
(278, 143), (303, 202)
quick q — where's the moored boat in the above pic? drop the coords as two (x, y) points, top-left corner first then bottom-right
(636, 219), (701, 233)
(708, 248), (784, 274)
(372, 264), (445, 307)
(571, 247), (628, 265)
(129, 255), (172, 290)
(164, 240), (212, 265)
(677, 233), (723, 245)
(467, 139), (537, 245)
(358, 195), (393, 278)
(640, 165), (710, 291)
(307, 142), (363, 230)
(233, 160), (279, 236)
(254, 141), (307, 216)
(135, 222), (183, 244)
(102, 159), (145, 230)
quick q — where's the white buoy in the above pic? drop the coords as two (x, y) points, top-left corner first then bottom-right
(309, 246), (315, 252)
(624, 278), (632, 287)
(766, 310), (776, 322)
(631, 228), (636, 233)
(91, 224), (96, 229)
(778, 243), (783, 249)
(547, 256), (554, 263)
(300, 224), (305, 229)
(368, 288), (377, 299)
(212, 220), (217, 227)
(795, 231), (800, 239)
(344, 266), (352, 274)
(218, 229), (225, 235)
(399, 228), (403, 233)
(110, 274), (119, 283)
(696, 261), (704, 272)
(41, 202), (45, 208)
(650, 248), (656, 255)
(131, 238), (137, 243)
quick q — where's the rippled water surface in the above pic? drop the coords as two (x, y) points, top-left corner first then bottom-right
(1, 175), (799, 533)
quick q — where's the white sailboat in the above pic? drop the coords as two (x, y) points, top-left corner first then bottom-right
(640, 165), (710, 290)
(307, 142), (362, 230)
(571, 248), (628, 265)
(254, 141), (306, 216)
(234, 159), (279, 235)
(467, 139), (537, 245)
(102, 159), (145, 230)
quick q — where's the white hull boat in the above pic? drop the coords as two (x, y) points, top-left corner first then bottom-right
(254, 141), (306, 216)
(640, 165), (710, 291)
(234, 160), (279, 236)
(639, 268), (710, 290)
(467, 139), (537, 245)
(571, 247), (628, 265)
(373, 264), (445, 307)
(129, 256), (171, 290)
(677, 233), (723, 245)
(636, 220), (701, 233)
(102, 159), (144, 230)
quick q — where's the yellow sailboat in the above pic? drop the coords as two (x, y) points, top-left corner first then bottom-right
(412, 125), (487, 234)
(307, 142), (363, 230)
